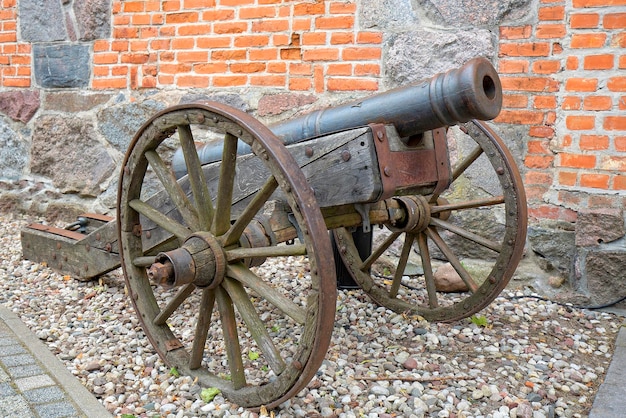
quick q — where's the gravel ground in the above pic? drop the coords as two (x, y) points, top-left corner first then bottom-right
(0, 211), (622, 418)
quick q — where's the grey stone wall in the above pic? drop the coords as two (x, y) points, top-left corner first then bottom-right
(5, 0), (620, 304)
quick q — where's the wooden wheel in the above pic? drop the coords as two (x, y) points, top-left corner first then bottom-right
(334, 120), (526, 322)
(117, 102), (336, 409)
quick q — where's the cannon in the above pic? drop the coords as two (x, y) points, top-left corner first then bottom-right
(21, 57), (526, 409)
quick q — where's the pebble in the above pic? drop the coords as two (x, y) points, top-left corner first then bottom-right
(0, 213), (621, 418)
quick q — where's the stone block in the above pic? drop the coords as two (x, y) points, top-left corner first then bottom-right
(73, 0), (111, 40)
(417, 0), (533, 28)
(18, 0), (67, 42)
(0, 91), (40, 123)
(44, 92), (113, 113)
(31, 115), (115, 196)
(575, 208), (625, 247)
(583, 250), (626, 305)
(384, 29), (496, 87)
(98, 100), (166, 153)
(359, 0), (418, 30)
(257, 93), (317, 117)
(527, 220), (576, 277)
(0, 121), (27, 180)
(33, 44), (91, 89)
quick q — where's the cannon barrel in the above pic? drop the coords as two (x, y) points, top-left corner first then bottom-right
(173, 57), (501, 177)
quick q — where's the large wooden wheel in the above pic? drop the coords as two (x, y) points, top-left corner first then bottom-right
(334, 120), (526, 322)
(117, 102), (336, 409)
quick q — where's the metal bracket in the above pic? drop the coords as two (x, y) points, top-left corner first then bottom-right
(354, 203), (372, 233)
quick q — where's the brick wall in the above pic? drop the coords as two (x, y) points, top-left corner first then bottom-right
(2, 0), (383, 93)
(496, 0), (626, 221)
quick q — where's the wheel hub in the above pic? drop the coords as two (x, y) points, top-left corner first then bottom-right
(147, 232), (226, 289)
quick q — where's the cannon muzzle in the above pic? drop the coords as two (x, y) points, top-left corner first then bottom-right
(173, 57), (501, 177)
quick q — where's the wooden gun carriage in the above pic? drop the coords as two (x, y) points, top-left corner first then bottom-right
(21, 57), (526, 409)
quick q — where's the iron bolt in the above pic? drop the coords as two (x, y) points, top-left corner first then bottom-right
(147, 261), (174, 285)
(305, 146), (314, 157)
(377, 130), (384, 141)
(341, 150), (351, 161)
(383, 166), (392, 177)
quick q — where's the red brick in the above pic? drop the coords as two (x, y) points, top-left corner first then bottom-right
(583, 96), (613, 111)
(613, 175), (626, 190)
(620, 55), (626, 69)
(566, 115), (595, 130)
(213, 22), (247, 34)
(560, 153), (596, 169)
(327, 63), (352, 76)
(580, 134), (610, 150)
(327, 78), (378, 91)
(566, 56), (579, 70)
(529, 126), (555, 138)
(500, 76), (559, 92)
(571, 33), (607, 48)
(525, 155), (554, 169)
(330, 32), (354, 45)
(211, 49), (246, 60)
(212, 75), (247, 87)
(583, 54), (614, 70)
(230, 62), (265, 73)
(342, 47), (381, 61)
(532, 60), (561, 73)
(303, 48), (340, 61)
(302, 32), (326, 45)
(355, 63), (380, 76)
(573, 0), (626, 7)
(498, 59), (529, 73)
(620, 96), (626, 110)
(562, 96), (582, 110)
(616, 136), (626, 151)
(315, 16), (354, 30)
(494, 110), (544, 124)
(558, 171), (578, 186)
(250, 74), (285, 86)
(202, 9), (234, 20)
(525, 171), (553, 185)
(194, 62), (228, 74)
(604, 13), (626, 29)
(171, 38), (194, 50)
(279, 48), (300, 60)
(605, 116), (626, 130)
(534, 96), (557, 109)
(565, 78), (597, 92)
(502, 94), (529, 108)
(329, 2), (356, 13)
(580, 174), (610, 189)
(293, 2), (325, 15)
(289, 77), (312, 91)
(165, 12), (199, 24)
(539, 6), (565, 20)
(570, 13), (600, 28)
(357, 32), (383, 44)
(536, 24), (566, 38)
(178, 24), (212, 36)
(499, 26), (532, 39)
(234, 35), (270, 47)
(527, 139), (551, 154)
(251, 19), (289, 33)
(608, 77), (626, 91)
(196, 37), (231, 49)
(499, 42), (550, 57)
(239, 6), (276, 19)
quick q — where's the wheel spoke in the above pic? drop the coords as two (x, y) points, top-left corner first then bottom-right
(425, 227), (479, 293)
(431, 196), (505, 214)
(133, 256), (156, 267)
(222, 278), (287, 375)
(416, 232), (438, 308)
(389, 233), (414, 298)
(213, 133), (239, 236)
(227, 264), (306, 324)
(129, 199), (191, 241)
(226, 244), (307, 262)
(190, 288), (216, 370)
(215, 286), (246, 389)
(154, 284), (196, 326)
(179, 124), (214, 230)
(360, 231), (402, 271)
(222, 176), (278, 247)
(430, 217), (502, 252)
(145, 150), (200, 230)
